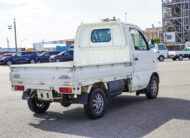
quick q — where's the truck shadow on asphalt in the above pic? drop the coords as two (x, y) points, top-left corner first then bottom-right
(29, 95), (190, 138)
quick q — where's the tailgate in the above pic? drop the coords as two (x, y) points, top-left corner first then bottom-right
(9, 62), (77, 92)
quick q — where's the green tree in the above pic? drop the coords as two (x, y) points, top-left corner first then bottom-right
(151, 38), (160, 44)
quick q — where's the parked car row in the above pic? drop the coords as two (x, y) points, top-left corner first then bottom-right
(0, 50), (73, 65)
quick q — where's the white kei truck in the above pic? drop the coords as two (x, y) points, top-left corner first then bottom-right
(10, 21), (160, 119)
(168, 42), (190, 61)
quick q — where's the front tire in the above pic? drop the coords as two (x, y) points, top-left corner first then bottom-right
(145, 76), (159, 99)
(29, 59), (36, 64)
(84, 88), (107, 119)
(27, 98), (50, 114)
(159, 56), (164, 62)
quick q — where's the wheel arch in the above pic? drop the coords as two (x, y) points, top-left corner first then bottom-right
(82, 82), (108, 94)
(151, 72), (160, 83)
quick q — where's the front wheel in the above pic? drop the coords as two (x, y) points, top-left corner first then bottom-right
(27, 98), (50, 113)
(84, 88), (107, 119)
(145, 76), (159, 99)
(29, 59), (36, 64)
(159, 56), (164, 62)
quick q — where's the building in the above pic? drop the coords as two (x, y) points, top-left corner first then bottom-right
(162, 0), (190, 43)
(144, 26), (163, 42)
(33, 39), (74, 51)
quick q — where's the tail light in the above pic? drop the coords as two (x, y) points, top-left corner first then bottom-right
(14, 85), (24, 91)
(59, 88), (72, 93)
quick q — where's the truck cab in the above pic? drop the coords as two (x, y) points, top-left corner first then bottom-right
(10, 21), (159, 119)
(153, 44), (168, 62)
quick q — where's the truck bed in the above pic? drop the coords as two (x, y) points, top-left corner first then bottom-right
(10, 61), (133, 94)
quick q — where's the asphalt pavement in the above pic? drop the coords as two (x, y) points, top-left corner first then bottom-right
(0, 59), (190, 138)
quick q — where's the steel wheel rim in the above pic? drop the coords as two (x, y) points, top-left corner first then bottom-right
(160, 57), (163, 61)
(92, 93), (104, 114)
(151, 79), (158, 96)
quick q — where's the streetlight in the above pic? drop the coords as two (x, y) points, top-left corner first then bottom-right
(6, 38), (10, 51)
(125, 12), (127, 23)
(8, 18), (18, 52)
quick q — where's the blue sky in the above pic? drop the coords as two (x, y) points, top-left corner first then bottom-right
(0, 0), (162, 48)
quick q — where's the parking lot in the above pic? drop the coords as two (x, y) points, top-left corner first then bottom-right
(0, 60), (190, 138)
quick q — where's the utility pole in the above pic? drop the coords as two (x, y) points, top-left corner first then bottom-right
(8, 18), (18, 52)
(125, 12), (127, 23)
(13, 18), (18, 52)
(6, 38), (10, 51)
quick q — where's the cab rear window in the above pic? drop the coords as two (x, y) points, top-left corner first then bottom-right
(91, 29), (111, 43)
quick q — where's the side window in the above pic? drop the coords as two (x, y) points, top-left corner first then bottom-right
(44, 52), (49, 56)
(16, 52), (22, 56)
(63, 52), (68, 56)
(158, 45), (167, 50)
(91, 29), (111, 43)
(130, 29), (149, 50)
(68, 51), (73, 56)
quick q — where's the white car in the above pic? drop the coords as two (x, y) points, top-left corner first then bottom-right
(153, 44), (168, 62)
(10, 21), (159, 119)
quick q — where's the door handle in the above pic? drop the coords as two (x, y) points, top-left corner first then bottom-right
(135, 57), (138, 61)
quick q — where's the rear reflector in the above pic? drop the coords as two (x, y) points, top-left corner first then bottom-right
(14, 85), (24, 91)
(59, 88), (72, 93)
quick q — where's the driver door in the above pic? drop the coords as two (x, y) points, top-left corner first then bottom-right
(130, 28), (155, 91)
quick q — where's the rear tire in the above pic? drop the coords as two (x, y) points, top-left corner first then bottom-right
(172, 57), (177, 61)
(145, 76), (159, 99)
(55, 59), (61, 62)
(6, 60), (13, 66)
(27, 98), (50, 114)
(84, 88), (107, 119)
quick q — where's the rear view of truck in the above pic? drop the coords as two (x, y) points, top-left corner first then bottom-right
(10, 21), (159, 119)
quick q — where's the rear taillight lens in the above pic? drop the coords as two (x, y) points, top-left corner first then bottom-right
(59, 88), (72, 93)
(14, 85), (24, 91)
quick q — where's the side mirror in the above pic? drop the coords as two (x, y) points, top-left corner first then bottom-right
(151, 39), (155, 45)
(148, 40), (155, 49)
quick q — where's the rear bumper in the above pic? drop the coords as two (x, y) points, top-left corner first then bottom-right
(11, 82), (82, 95)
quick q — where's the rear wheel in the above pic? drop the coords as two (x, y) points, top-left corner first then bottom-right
(145, 76), (159, 99)
(6, 60), (13, 66)
(172, 57), (177, 61)
(27, 98), (50, 113)
(84, 88), (107, 119)
(55, 59), (61, 62)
